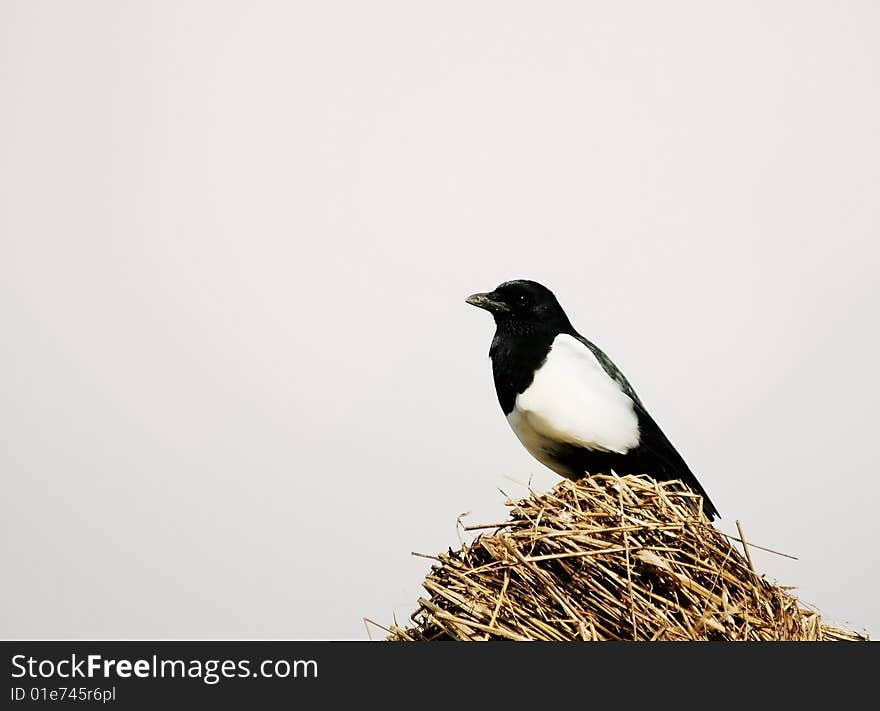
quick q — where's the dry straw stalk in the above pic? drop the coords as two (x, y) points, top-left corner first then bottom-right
(388, 474), (865, 641)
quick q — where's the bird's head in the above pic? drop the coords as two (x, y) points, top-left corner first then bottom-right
(466, 279), (571, 330)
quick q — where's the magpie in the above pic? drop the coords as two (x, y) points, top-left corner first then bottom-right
(466, 279), (719, 520)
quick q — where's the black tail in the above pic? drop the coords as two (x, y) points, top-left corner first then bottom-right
(633, 409), (720, 521)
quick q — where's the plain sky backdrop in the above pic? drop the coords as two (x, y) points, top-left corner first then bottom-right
(2, 1), (878, 640)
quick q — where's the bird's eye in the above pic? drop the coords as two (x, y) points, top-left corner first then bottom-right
(519, 295), (528, 305)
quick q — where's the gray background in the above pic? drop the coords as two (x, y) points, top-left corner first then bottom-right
(2, 1), (878, 640)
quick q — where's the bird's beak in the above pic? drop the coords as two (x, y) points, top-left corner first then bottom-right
(465, 291), (510, 314)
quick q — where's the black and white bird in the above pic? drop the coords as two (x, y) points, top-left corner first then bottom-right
(466, 279), (719, 520)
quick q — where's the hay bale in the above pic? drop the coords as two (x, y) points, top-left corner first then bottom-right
(388, 474), (865, 641)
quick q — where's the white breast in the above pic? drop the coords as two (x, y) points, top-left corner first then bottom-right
(506, 334), (640, 469)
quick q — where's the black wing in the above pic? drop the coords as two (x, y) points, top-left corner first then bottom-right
(570, 331), (719, 520)
(632, 405), (720, 520)
(569, 332), (647, 409)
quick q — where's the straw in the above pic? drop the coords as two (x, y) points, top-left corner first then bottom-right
(387, 474), (866, 642)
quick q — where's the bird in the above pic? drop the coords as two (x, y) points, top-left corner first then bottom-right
(466, 279), (719, 520)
